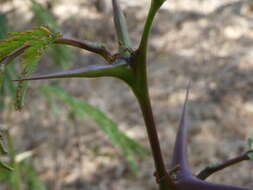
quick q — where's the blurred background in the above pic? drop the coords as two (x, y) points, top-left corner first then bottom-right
(0, 0), (253, 189)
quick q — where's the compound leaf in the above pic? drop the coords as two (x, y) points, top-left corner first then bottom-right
(31, 0), (73, 68)
(40, 85), (147, 171)
(0, 26), (60, 109)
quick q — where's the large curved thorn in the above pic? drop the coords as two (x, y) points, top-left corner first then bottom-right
(171, 83), (252, 190)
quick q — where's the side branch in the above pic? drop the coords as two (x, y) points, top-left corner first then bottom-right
(112, 0), (132, 52)
(54, 37), (114, 63)
(0, 45), (30, 65)
(197, 150), (253, 180)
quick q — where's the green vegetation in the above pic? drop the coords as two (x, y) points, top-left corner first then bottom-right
(0, 0), (252, 190)
(40, 85), (147, 171)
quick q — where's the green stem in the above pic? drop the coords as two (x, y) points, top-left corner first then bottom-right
(138, 1), (161, 58)
(6, 131), (23, 190)
(139, 3), (158, 52)
(112, 0), (132, 54)
(132, 84), (173, 189)
(197, 150), (253, 180)
(134, 1), (163, 85)
(129, 2), (171, 188)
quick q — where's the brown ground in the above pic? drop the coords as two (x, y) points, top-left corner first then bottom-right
(1, 0), (253, 189)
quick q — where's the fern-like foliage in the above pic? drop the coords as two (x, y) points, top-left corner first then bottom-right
(30, 0), (73, 68)
(0, 13), (17, 111)
(22, 161), (46, 190)
(0, 27), (60, 110)
(40, 85), (148, 171)
(0, 131), (13, 174)
(0, 130), (45, 189)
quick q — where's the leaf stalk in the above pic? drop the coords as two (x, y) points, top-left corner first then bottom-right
(54, 37), (114, 63)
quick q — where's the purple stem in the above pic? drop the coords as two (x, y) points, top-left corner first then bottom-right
(170, 84), (252, 190)
(197, 150), (253, 180)
(177, 176), (252, 190)
(54, 37), (114, 63)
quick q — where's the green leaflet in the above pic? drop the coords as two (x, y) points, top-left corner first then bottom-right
(21, 161), (46, 190)
(0, 161), (13, 171)
(0, 27), (53, 59)
(30, 0), (60, 32)
(0, 13), (19, 111)
(0, 13), (9, 93)
(0, 131), (13, 174)
(31, 0), (73, 68)
(0, 13), (8, 37)
(0, 64), (4, 91)
(0, 139), (8, 155)
(247, 138), (253, 150)
(0, 26), (60, 110)
(40, 85), (148, 171)
(248, 152), (253, 160)
(0, 167), (11, 181)
(15, 45), (43, 110)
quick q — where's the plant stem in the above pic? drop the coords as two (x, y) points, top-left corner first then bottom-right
(135, 1), (163, 84)
(54, 37), (113, 63)
(6, 131), (23, 190)
(130, 2), (172, 188)
(197, 150), (253, 180)
(112, 0), (132, 53)
(138, 1), (161, 58)
(0, 45), (30, 65)
(132, 85), (173, 189)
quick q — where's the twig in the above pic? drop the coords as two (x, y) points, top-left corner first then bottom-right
(0, 45), (30, 65)
(112, 0), (132, 53)
(197, 150), (253, 180)
(54, 37), (114, 63)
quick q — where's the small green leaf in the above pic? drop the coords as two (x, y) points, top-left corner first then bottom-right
(31, 0), (73, 68)
(0, 167), (11, 181)
(19, 161), (46, 190)
(0, 160), (13, 171)
(0, 14), (8, 37)
(0, 26), (60, 109)
(247, 152), (253, 160)
(31, 0), (60, 32)
(0, 140), (8, 155)
(0, 131), (8, 155)
(0, 27), (56, 60)
(247, 138), (253, 150)
(0, 64), (4, 90)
